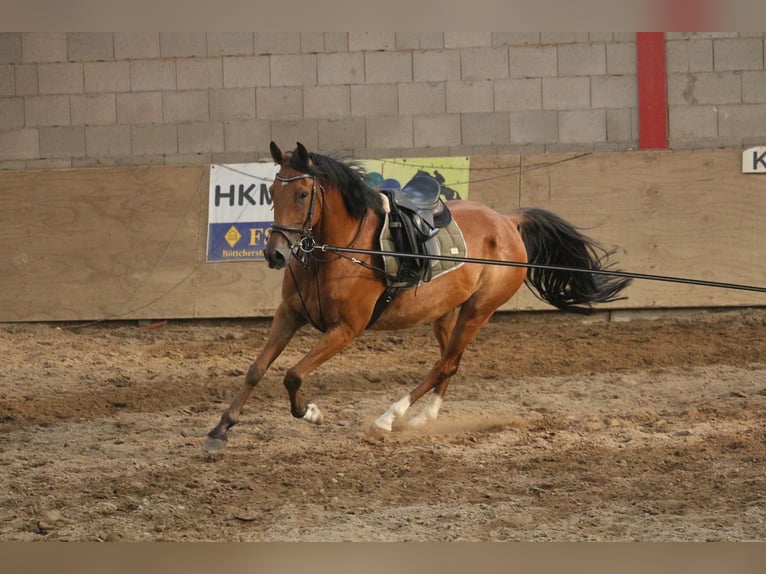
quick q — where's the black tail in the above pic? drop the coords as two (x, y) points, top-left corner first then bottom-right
(515, 207), (632, 314)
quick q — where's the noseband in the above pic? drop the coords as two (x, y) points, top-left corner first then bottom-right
(270, 172), (322, 261)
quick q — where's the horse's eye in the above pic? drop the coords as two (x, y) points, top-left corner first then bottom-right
(297, 190), (309, 201)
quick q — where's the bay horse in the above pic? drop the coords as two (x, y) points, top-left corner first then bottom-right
(203, 142), (631, 454)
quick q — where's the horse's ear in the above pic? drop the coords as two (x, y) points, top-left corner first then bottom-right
(269, 141), (283, 164)
(295, 142), (311, 167)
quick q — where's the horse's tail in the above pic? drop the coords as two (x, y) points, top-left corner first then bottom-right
(514, 207), (632, 314)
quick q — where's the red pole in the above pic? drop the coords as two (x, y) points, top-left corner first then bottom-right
(636, 32), (668, 150)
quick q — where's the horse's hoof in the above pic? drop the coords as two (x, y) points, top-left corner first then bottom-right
(303, 403), (324, 425)
(368, 419), (392, 435)
(203, 436), (227, 455)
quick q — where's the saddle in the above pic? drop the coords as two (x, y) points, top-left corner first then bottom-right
(367, 172), (456, 329)
(380, 172), (453, 286)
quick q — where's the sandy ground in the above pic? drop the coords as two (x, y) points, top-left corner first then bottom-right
(1, 307), (765, 541)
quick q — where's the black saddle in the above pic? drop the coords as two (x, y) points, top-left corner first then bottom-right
(386, 173), (452, 238)
(367, 172), (454, 329)
(379, 172), (452, 285)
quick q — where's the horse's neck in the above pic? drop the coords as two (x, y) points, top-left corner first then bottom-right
(316, 192), (376, 248)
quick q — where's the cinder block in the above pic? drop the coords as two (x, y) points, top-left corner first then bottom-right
(222, 56), (270, 88)
(114, 33), (160, 59)
(558, 109), (606, 143)
(223, 119), (272, 152)
(444, 33), (492, 48)
(366, 115), (413, 148)
(304, 85), (350, 119)
(540, 33), (589, 44)
(318, 53), (364, 85)
(22, 33), (67, 63)
(207, 33), (253, 56)
(163, 91), (209, 123)
(317, 118), (366, 150)
(39, 126), (86, 158)
(254, 33), (301, 55)
(510, 110), (558, 143)
(25, 95), (70, 126)
(117, 92), (163, 124)
(717, 104), (766, 138)
(0, 128), (38, 160)
(461, 47), (509, 80)
(0, 65), (13, 96)
(557, 43), (606, 76)
(350, 84), (398, 117)
(365, 52), (412, 84)
(177, 58), (223, 90)
(494, 78), (542, 111)
(349, 33), (396, 52)
(68, 33), (114, 61)
(130, 60), (176, 92)
(14, 65), (37, 96)
(70, 94), (116, 125)
(323, 33), (348, 53)
(742, 71), (766, 103)
(271, 119), (319, 150)
(413, 50), (460, 82)
(85, 125), (131, 157)
(210, 88), (256, 121)
(83, 61), (130, 93)
(542, 77), (590, 110)
(301, 33), (325, 54)
(256, 86), (302, 120)
(38, 63), (83, 94)
(606, 42), (637, 74)
(446, 80), (493, 113)
(413, 114), (461, 148)
(398, 82), (446, 115)
(667, 72), (741, 105)
(591, 76), (637, 108)
(492, 33), (540, 46)
(462, 112), (510, 145)
(508, 46), (557, 78)
(668, 105), (718, 139)
(0, 98), (23, 129)
(606, 108), (634, 142)
(396, 33), (444, 50)
(178, 122), (225, 153)
(714, 37), (764, 71)
(270, 54), (317, 87)
(131, 125), (177, 155)
(160, 33), (207, 58)
(666, 39), (713, 72)
(0, 33), (22, 64)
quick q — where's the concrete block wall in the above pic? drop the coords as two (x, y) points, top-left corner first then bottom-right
(1, 32), (765, 169)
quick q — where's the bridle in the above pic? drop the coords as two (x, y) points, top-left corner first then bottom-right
(270, 172), (323, 263)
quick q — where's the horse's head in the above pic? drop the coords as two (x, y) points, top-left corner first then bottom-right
(265, 141), (321, 269)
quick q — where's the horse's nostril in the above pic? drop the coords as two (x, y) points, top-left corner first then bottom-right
(266, 249), (287, 269)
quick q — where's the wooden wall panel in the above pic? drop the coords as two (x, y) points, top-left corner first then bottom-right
(1, 149), (764, 322)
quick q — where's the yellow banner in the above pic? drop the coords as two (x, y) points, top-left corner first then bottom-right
(361, 157), (470, 200)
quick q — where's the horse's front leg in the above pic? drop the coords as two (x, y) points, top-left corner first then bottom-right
(283, 324), (357, 425)
(203, 305), (304, 454)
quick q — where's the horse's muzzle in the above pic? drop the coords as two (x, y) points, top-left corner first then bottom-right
(264, 236), (292, 269)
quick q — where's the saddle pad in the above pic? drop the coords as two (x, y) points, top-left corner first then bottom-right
(378, 213), (467, 286)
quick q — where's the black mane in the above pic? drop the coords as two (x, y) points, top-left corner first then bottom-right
(287, 150), (384, 221)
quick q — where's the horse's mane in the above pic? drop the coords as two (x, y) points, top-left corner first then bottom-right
(287, 150), (385, 221)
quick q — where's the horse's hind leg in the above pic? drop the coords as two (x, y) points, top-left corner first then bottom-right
(408, 309), (459, 428)
(372, 300), (495, 433)
(203, 305), (305, 454)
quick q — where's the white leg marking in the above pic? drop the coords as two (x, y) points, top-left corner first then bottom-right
(302, 403), (324, 425)
(372, 394), (411, 432)
(408, 394), (443, 428)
